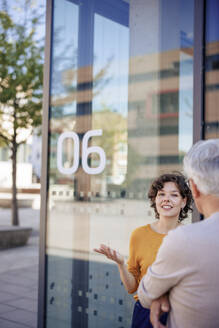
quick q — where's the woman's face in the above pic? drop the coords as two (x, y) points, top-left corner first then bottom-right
(155, 182), (187, 220)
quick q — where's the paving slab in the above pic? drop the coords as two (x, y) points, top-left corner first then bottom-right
(0, 208), (40, 328)
(0, 317), (30, 328)
(0, 283), (31, 297)
(0, 304), (16, 315)
(0, 308), (37, 327)
(4, 297), (38, 313)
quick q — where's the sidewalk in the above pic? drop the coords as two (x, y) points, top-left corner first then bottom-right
(0, 208), (40, 328)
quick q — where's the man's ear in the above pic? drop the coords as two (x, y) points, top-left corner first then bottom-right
(189, 179), (200, 199)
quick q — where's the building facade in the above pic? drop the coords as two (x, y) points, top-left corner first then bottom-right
(38, 0), (219, 327)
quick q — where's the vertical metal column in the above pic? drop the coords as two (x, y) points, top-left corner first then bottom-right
(192, 0), (205, 222)
(38, 0), (53, 327)
(193, 0), (205, 143)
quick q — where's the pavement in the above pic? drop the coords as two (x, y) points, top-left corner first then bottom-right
(0, 208), (40, 328)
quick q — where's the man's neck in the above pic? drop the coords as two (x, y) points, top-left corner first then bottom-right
(201, 194), (219, 218)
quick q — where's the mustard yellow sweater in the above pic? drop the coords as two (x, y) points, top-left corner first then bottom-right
(127, 224), (166, 297)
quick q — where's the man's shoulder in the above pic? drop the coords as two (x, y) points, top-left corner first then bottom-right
(166, 221), (202, 242)
(166, 212), (219, 244)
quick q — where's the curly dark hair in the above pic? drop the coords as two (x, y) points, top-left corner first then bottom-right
(148, 172), (193, 221)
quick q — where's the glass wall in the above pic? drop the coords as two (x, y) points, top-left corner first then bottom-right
(44, 0), (194, 327)
(205, 0), (219, 138)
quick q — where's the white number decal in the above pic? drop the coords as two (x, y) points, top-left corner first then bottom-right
(57, 131), (79, 174)
(57, 130), (106, 175)
(82, 130), (106, 175)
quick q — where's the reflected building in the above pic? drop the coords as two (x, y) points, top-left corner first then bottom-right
(205, 40), (219, 138)
(38, 1), (219, 328)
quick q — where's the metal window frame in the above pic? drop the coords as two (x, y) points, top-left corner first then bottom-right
(193, 0), (205, 143)
(38, 0), (53, 327)
(192, 0), (205, 222)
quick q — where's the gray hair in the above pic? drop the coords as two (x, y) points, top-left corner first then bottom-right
(183, 139), (219, 196)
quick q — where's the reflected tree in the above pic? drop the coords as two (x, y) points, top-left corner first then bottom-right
(93, 107), (127, 184)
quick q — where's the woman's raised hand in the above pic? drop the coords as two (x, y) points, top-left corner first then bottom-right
(94, 244), (137, 293)
(94, 244), (124, 265)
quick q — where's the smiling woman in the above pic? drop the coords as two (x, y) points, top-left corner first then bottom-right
(148, 173), (193, 233)
(94, 172), (193, 328)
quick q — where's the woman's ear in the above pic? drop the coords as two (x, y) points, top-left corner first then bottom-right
(182, 197), (187, 209)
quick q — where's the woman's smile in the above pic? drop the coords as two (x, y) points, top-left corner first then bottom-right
(155, 182), (186, 219)
(161, 204), (172, 209)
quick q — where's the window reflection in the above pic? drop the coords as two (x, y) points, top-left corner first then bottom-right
(45, 0), (194, 327)
(205, 0), (219, 138)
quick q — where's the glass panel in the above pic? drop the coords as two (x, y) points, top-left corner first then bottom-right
(45, 0), (194, 327)
(46, 0), (79, 327)
(205, 0), (219, 138)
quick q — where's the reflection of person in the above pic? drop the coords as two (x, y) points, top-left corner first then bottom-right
(94, 173), (192, 328)
(138, 139), (219, 328)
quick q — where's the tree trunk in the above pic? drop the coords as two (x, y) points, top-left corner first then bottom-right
(12, 140), (19, 226)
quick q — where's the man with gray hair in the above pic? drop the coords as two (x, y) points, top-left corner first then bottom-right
(137, 139), (219, 328)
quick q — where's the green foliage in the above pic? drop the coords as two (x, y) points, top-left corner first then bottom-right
(93, 108), (127, 177)
(0, 10), (43, 147)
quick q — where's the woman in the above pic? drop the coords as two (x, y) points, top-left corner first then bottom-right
(94, 173), (193, 328)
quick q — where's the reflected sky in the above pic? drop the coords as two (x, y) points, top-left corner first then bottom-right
(160, 0), (194, 51)
(93, 13), (129, 116)
(206, 0), (219, 42)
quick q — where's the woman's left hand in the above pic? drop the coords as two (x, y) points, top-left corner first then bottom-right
(94, 244), (125, 265)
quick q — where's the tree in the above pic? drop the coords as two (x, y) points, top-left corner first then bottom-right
(0, 10), (43, 225)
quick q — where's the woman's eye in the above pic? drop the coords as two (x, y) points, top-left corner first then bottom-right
(172, 194), (179, 197)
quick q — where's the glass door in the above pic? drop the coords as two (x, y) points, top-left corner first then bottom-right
(44, 0), (194, 327)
